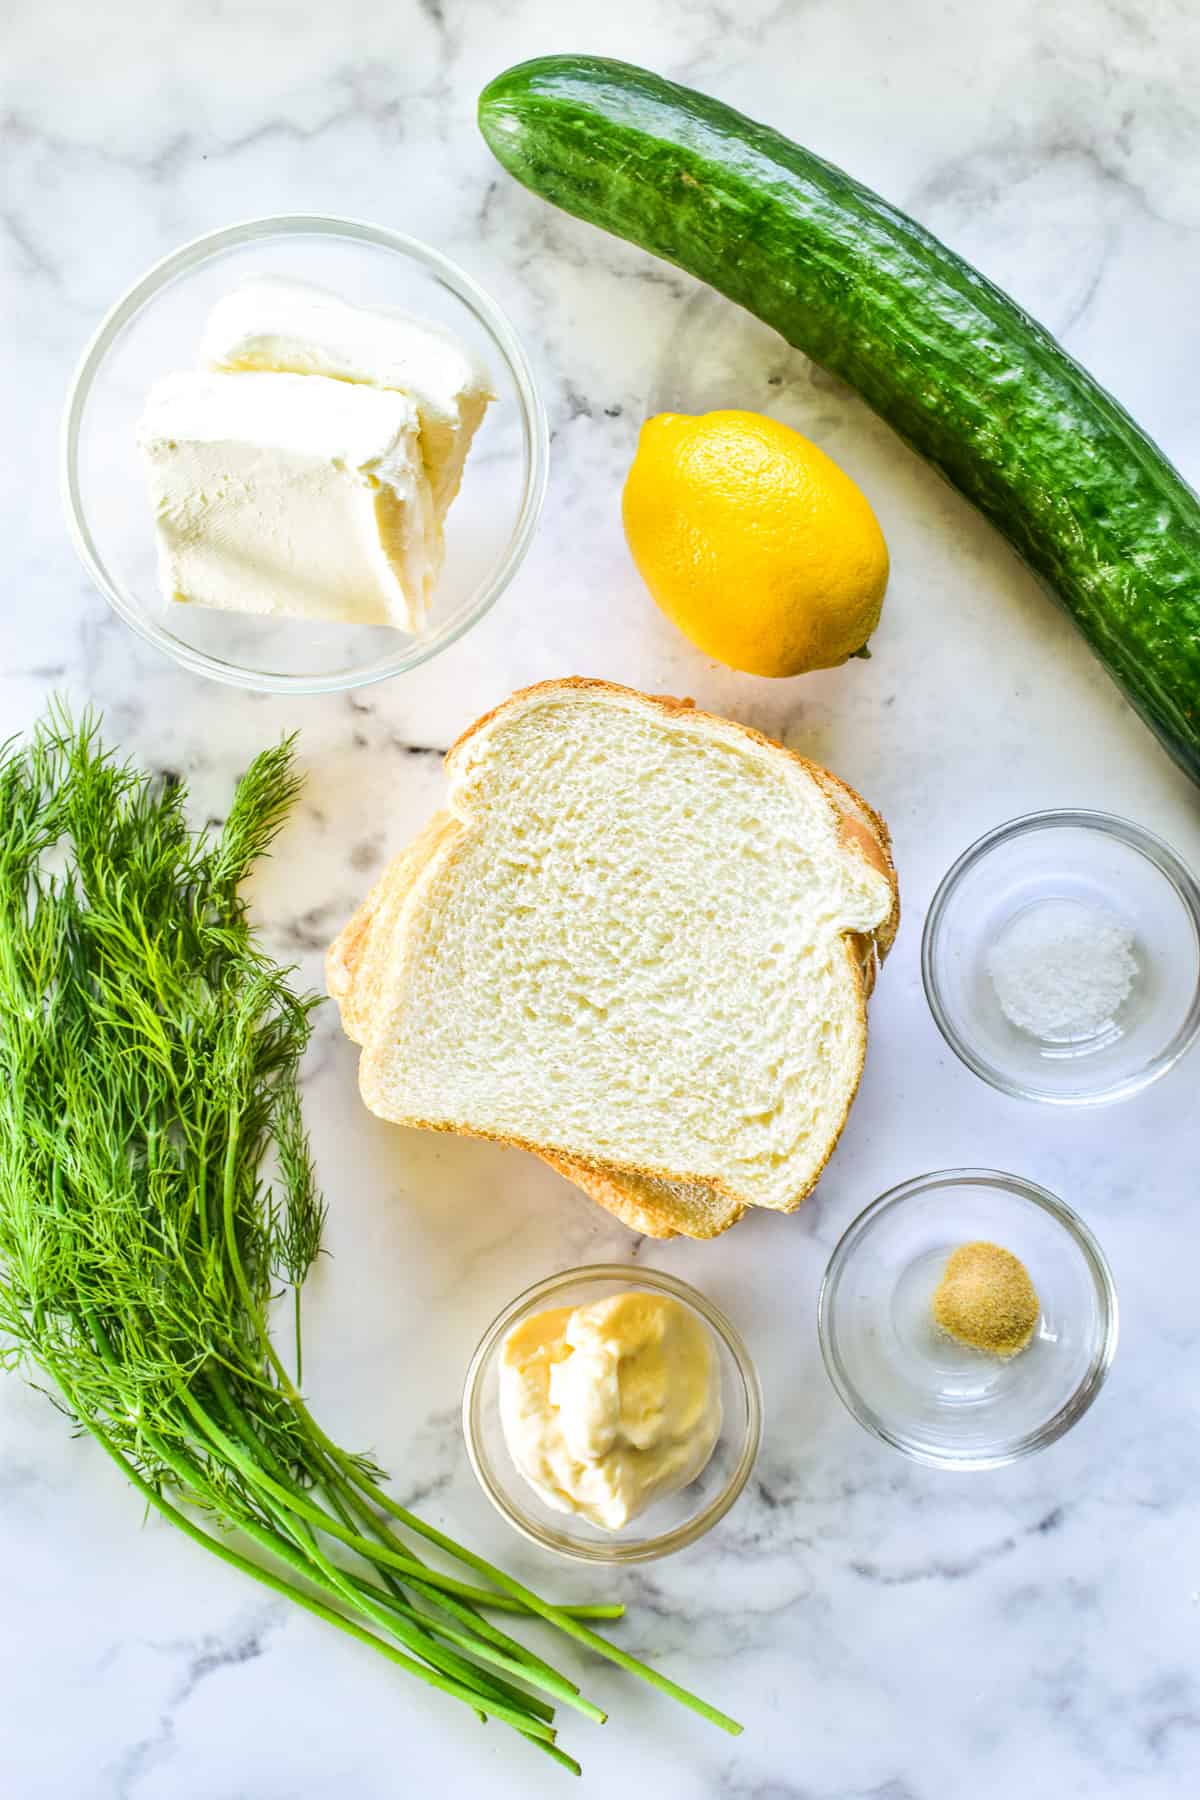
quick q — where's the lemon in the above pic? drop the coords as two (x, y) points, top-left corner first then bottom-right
(622, 410), (889, 677)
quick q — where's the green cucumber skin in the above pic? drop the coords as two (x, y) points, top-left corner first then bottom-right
(480, 56), (1200, 783)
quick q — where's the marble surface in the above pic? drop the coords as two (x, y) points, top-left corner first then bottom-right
(4, 2), (1200, 1795)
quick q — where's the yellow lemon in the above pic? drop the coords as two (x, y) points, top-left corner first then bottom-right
(622, 410), (889, 677)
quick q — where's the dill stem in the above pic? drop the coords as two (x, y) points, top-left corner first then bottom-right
(349, 1581), (605, 1723)
(315, 1482), (582, 1778)
(183, 1387), (595, 1715)
(307, 1476), (488, 1727)
(146, 1393), (579, 1767)
(390, 1569), (616, 1618)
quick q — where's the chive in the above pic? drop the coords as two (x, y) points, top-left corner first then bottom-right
(0, 709), (741, 1775)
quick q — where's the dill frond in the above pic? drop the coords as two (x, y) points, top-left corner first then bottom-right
(0, 708), (734, 1766)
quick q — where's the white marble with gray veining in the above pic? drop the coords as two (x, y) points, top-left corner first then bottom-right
(4, 2), (1200, 1795)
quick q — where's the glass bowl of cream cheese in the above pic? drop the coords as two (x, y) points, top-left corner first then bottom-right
(62, 215), (547, 693)
(462, 1265), (762, 1563)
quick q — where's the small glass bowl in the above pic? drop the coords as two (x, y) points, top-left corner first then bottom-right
(922, 810), (1200, 1103)
(462, 1265), (762, 1563)
(818, 1169), (1118, 1470)
(61, 214), (548, 694)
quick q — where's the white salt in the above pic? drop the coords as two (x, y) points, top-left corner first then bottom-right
(987, 899), (1138, 1041)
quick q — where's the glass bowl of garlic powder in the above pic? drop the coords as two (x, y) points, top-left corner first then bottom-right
(62, 215), (547, 693)
(819, 1169), (1118, 1470)
(463, 1266), (762, 1563)
(922, 810), (1200, 1103)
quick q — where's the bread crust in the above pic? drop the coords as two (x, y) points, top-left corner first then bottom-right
(340, 679), (898, 1233)
(536, 1153), (746, 1240)
(325, 813), (460, 1045)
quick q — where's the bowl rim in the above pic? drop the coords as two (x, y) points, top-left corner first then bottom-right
(921, 807), (1200, 1104)
(817, 1166), (1120, 1471)
(461, 1262), (763, 1564)
(59, 211), (549, 695)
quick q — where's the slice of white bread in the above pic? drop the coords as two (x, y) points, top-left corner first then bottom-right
(327, 814), (459, 1049)
(347, 680), (897, 1220)
(326, 824), (745, 1238)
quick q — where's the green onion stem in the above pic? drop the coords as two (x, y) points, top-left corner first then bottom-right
(346, 1575), (557, 1724)
(351, 1466), (743, 1737)
(228, 1168), (742, 1734)
(275, 1390), (743, 1737)
(145, 1420), (557, 1744)
(267, 1502), (559, 1742)
(220, 1132), (646, 1678)
(307, 1441), (581, 1684)
(46, 1363), (536, 1734)
(181, 1391), (522, 1720)
(189, 1380), (602, 1726)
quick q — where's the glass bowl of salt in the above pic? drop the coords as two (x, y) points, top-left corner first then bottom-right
(921, 810), (1200, 1103)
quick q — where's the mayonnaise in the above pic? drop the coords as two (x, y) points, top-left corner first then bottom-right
(498, 1290), (722, 1531)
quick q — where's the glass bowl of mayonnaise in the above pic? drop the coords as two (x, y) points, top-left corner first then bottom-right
(462, 1265), (762, 1563)
(62, 214), (547, 693)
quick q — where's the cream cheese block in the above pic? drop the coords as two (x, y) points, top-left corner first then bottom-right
(202, 278), (494, 518)
(137, 370), (439, 631)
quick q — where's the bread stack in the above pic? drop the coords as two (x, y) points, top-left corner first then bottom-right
(327, 681), (898, 1240)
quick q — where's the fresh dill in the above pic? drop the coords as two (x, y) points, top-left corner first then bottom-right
(0, 706), (740, 1773)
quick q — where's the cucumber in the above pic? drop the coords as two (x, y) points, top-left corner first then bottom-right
(480, 55), (1200, 785)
